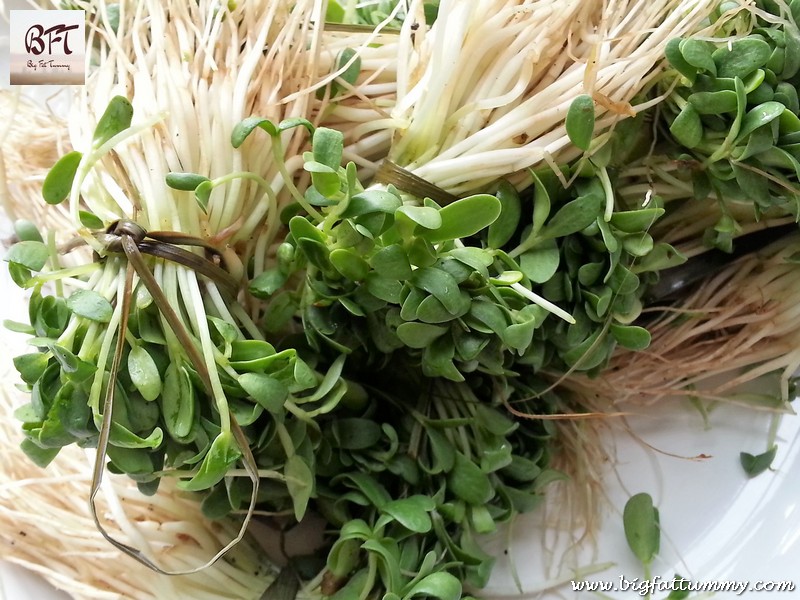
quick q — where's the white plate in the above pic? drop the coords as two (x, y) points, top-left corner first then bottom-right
(484, 398), (800, 599)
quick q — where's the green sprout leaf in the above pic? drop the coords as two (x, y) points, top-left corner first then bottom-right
(448, 451), (494, 505)
(713, 37), (771, 79)
(238, 372), (288, 413)
(540, 192), (603, 239)
(127, 345), (162, 402)
(312, 127), (344, 171)
(93, 95), (134, 147)
(666, 37), (697, 81)
(231, 117), (278, 147)
(232, 116), (315, 148)
(396, 205), (442, 229)
(670, 104), (703, 148)
(566, 94), (595, 151)
(285, 454), (314, 521)
(623, 492), (660, 567)
(327, 47), (362, 98)
(249, 268), (288, 298)
(609, 323), (651, 350)
(20, 439), (60, 468)
(688, 90), (739, 114)
(165, 172), (211, 191)
(5, 241), (49, 272)
(740, 445), (778, 477)
(194, 180), (213, 211)
(420, 194), (501, 243)
(519, 242), (559, 283)
(42, 151), (82, 205)
(679, 38), (716, 75)
(488, 180), (521, 248)
(161, 364), (196, 440)
(13, 220), (43, 243)
(78, 211), (104, 229)
(736, 101), (785, 144)
(178, 431), (241, 491)
(396, 322), (448, 348)
(343, 190), (403, 217)
(404, 572), (462, 600)
(13, 353), (49, 385)
(66, 290), (113, 323)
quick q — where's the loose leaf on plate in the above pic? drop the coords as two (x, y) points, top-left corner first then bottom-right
(623, 492), (660, 566)
(740, 445), (778, 477)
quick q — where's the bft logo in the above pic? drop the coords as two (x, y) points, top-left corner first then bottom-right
(9, 10), (86, 85)
(24, 23), (80, 56)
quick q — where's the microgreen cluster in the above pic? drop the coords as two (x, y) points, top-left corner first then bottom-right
(4, 79), (698, 595)
(5, 101), (573, 598)
(5, 107), (355, 531)
(313, 376), (559, 598)
(660, 0), (800, 249)
(251, 124), (672, 392)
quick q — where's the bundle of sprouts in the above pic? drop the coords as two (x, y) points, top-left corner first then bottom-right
(0, 354), (274, 600)
(4, 0), (342, 577)
(578, 234), (800, 406)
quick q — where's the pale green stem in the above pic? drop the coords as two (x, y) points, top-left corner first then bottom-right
(511, 282), (576, 324)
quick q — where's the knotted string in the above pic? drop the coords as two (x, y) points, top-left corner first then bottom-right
(89, 219), (261, 576)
